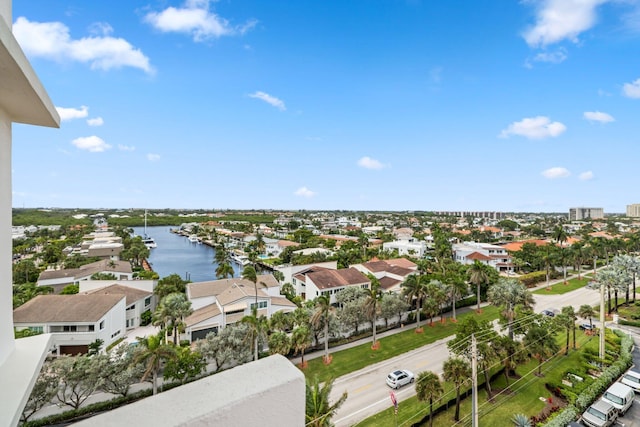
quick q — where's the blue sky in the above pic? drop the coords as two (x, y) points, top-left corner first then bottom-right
(10, 0), (640, 213)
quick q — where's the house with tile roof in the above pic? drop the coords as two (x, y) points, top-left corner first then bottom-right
(13, 294), (126, 356)
(183, 274), (296, 342)
(37, 259), (133, 292)
(351, 258), (418, 293)
(453, 241), (514, 273)
(293, 267), (371, 304)
(84, 284), (155, 330)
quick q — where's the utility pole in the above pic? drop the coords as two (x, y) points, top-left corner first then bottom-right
(472, 334), (478, 427)
(599, 282), (605, 360)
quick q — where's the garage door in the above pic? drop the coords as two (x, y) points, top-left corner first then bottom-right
(60, 345), (89, 355)
(191, 327), (218, 342)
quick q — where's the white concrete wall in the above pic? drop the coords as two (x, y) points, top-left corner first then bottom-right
(79, 279), (156, 293)
(75, 355), (305, 427)
(0, 106), (12, 366)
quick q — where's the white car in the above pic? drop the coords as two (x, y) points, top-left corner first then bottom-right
(386, 369), (415, 389)
(620, 368), (640, 393)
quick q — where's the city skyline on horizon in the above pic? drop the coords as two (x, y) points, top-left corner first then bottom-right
(10, 0), (640, 213)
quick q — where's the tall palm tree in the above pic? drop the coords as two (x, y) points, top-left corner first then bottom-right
(215, 262), (234, 279)
(292, 325), (312, 367)
(445, 269), (468, 321)
(443, 357), (471, 422)
(415, 371), (443, 427)
(133, 332), (176, 395)
(578, 304), (596, 329)
(363, 275), (383, 347)
(524, 323), (560, 376)
(241, 309), (268, 361)
(242, 265), (267, 313)
(310, 295), (333, 363)
(401, 274), (428, 330)
(562, 305), (577, 350)
(487, 278), (534, 340)
(305, 376), (347, 427)
(552, 225), (569, 284)
(161, 293), (193, 345)
(268, 331), (291, 356)
(468, 260), (489, 312)
(554, 312), (572, 355)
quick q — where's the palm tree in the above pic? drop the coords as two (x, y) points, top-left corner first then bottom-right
(493, 335), (523, 388)
(241, 309), (268, 361)
(415, 371), (443, 427)
(310, 295), (333, 363)
(215, 262), (234, 279)
(552, 225), (569, 284)
(554, 312), (572, 356)
(242, 265), (267, 313)
(402, 274), (428, 331)
(578, 304), (596, 329)
(161, 293), (193, 345)
(268, 331), (291, 356)
(305, 376), (347, 427)
(524, 323), (560, 376)
(445, 269), (468, 321)
(133, 332), (177, 395)
(443, 357), (470, 422)
(363, 275), (383, 347)
(468, 260), (489, 312)
(562, 305), (577, 350)
(292, 325), (312, 368)
(487, 278), (534, 340)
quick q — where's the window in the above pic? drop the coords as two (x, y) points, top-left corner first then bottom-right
(88, 325), (94, 332)
(250, 301), (268, 310)
(111, 330), (121, 338)
(126, 304), (135, 311)
(63, 325), (77, 332)
(99, 320), (105, 330)
(29, 326), (43, 334)
(144, 296), (151, 306)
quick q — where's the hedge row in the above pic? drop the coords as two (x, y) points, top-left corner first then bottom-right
(542, 330), (633, 427)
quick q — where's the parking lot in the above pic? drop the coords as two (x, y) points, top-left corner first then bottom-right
(607, 326), (640, 426)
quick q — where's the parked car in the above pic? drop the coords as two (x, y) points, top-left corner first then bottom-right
(386, 369), (415, 389)
(601, 382), (635, 415)
(620, 368), (640, 392)
(541, 309), (556, 317)
(581, 399), (618, 427)
(579, 323), (596, 331)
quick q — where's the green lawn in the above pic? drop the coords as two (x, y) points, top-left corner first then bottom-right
(355, 331), (602, 427)
(301, 306), (500, 382)
(533, 276), (591, 295)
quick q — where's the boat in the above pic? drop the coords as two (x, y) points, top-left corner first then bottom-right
(142, 210), (157, 249)
(188, 235), (199, 243)
(230, 252), (251, 266)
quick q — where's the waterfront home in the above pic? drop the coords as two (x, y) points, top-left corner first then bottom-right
(293, 267), (371, 304)
(274, 261), (338, 294)
(13, 294), (126, 355)
(84, 284), (155, 330)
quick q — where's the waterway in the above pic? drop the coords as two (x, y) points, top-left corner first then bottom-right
(131, 226), (242, 282)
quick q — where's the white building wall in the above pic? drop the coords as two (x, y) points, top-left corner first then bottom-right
(79, 279), (155, 293)
(1, 107), (13, 365)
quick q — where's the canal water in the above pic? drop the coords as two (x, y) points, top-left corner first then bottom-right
(131, 226), (242, 282)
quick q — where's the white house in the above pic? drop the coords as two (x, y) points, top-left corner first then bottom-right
(293, 267), (371, 304)
(351, 258), (418, 293)
(453, 241), (514, 273)
(274, 261), (338, 292)
(84, 284), (155, 330)
(13, 294), (126, 356)
(184, 275), (296, 342)
(37, 259), (133, 291)
(382, 238), (427, 257)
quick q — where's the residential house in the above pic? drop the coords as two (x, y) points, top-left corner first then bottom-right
(351, 258), (418, 293)
(453, 241), (514, 273)
(13, 294), (126, 355)
(274, 261), (338, 295)
(84, 284), (155, 330)
(293, 267), (371, 304)
(263, 237), (299, 257)
(184, 274), (296, 342)
(382, 237), (427, 257)
(37, 259), (133, 292)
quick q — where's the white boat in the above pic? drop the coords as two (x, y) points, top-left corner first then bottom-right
(188, 235), (199, 243)
(142, 210), (157, 249)
(230, 252), (251, 266)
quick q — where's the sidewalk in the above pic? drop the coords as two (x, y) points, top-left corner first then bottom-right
(290, 301), (492, 365)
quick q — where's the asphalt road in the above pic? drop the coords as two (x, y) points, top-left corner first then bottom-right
(331, 283), (606, 427)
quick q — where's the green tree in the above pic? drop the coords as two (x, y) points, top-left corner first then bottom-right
(468, 260), (490, 312)
(311, 295), (334, 363)
(195, 324), (252, 372)
(21, 365), (58, 423)
(552, 225), (569, 284)
(163, 346), (206, 385)
(95, 344), (145, 397)
(268, 330), (291, 356)
(415, 371), (443, 427)
(305, 376), (348, 427)
(578, 304), (596, 329)
(133, 332), (177, 395)
(60, 284), (79, 294)
(524, 322), (560, 375)
(50, 355), (102, 410)
(155, 273), (188, 299)
(379, 292), (409, 328)
(242, 309), (269, 361)
(363, 275), (383, 346)
(12, 259), (40, 285)
(292, 325), (312, 367)
(402, 274), (428, 330)
(442, 357), (471, 422)
(487, 278), (534, 339)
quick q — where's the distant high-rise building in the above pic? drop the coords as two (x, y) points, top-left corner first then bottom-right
(627, 204), (640, 218)
(569, 207), (604, 221)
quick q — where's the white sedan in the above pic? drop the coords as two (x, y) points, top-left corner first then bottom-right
(386, 369), (415, 389)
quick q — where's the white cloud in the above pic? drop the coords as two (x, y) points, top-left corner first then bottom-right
(357, 156), (386, 170)
(144, 0), (256, 42)
(499, 116), (567, 139)
(118, 144), (135, 151)
(87, 117), (104, 126)
(533, 48), (567, 64)
(583, 111), (614, 123)
(147, 153), (161, 162)
(71, 136), (111, 152)
(623, 78), (640, 98)
(579, 171), (594, 180)
(13, 17), (153, 73)
(294, 186), (316, 198)
(249, 91), (286, 111)
(541, 167), (571, 179)
(523, 0), (608, 47)
(56, 105), (88, 121)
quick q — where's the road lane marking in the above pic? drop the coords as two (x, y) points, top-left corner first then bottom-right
(353, 384), (372, 394)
